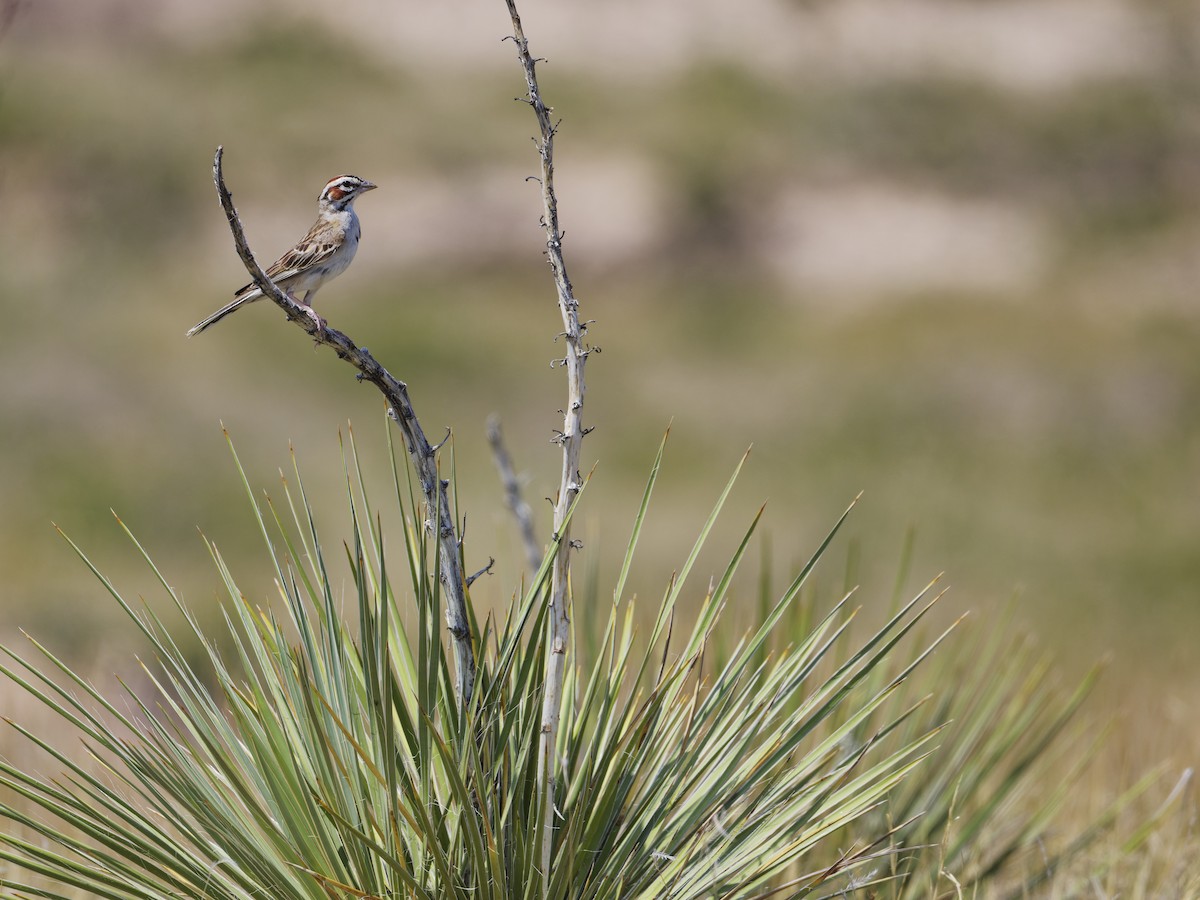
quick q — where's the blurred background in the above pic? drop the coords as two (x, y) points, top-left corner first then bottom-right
(1, 0), (1198, 754)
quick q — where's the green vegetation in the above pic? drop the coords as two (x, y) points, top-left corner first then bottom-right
(2, 428), (1190, 897)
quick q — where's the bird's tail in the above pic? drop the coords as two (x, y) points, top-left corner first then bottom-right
(186, 294), (258, 337)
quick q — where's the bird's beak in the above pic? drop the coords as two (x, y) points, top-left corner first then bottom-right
(361, 180), (378, 192)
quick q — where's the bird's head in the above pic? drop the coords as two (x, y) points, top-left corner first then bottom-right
(318, 174), (378, 212)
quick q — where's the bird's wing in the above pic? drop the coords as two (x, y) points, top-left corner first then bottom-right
(233, 221), (342, 298)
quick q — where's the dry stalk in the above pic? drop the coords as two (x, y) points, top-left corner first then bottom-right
(209, 146), (477, 706)
(487, 415), (542, 573)
(501, 0), (592, 885)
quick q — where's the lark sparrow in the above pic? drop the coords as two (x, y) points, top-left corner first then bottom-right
(188, 174), (378, 336)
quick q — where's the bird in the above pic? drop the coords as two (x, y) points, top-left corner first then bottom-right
(188, 174), (378, 337)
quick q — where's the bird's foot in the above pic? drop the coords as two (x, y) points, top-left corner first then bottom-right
(304, 306), (327, 334)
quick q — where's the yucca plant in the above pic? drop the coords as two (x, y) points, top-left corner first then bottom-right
(0, 421), (967, 899)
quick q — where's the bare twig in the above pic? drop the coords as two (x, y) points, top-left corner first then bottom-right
(501, 1), (590, 884)
(487, 415), (542, 572)
(210, 146), (476, 706)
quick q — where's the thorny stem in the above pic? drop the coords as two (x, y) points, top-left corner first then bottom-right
(210, 146), (477, 707)
(502, 1), (590, 888)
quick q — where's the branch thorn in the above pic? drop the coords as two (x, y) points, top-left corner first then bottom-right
(466, 558), (496, 588)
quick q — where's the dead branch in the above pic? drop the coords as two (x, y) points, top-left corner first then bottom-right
(501, 0), (590, 884)
(487, 415), (542, 573)
(209, 146), (476, 707)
